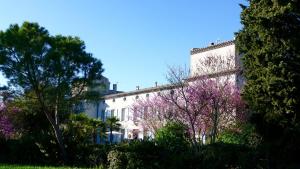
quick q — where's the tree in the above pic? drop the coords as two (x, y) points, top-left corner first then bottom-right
(64, 113), (105, 145)
(132, 95), (175, 134)
(0, 107), (14, 139)
(155, 121), (189, 153)
(0, 22), (104, 163)
(0, 87), (17, 139)
(89, 117), (107, 144)
(163, 68), (244, 145)
(236, 0), (300, 167)
(200, 78), (245, 143)
(133, 66), (245, 147)
(161, 68), (211, 147)
(106, 116), (121, 144)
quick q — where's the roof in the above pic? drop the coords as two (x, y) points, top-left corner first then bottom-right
(102, 69), (240, 100)
(102, 84), (175, 99)
(190, 40), (235, 55)
(187, 69), (240, 82)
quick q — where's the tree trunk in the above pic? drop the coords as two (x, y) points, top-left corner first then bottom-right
(34, 89), (68, 163)
(191, 124), (198, 151)
(211, 108), (218, 144)
(44, 111), (68, 163)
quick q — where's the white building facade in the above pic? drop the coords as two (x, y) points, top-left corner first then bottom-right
(84, 40), (243, 143)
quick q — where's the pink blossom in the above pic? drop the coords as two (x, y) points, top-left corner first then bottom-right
(0, 102), (14, 139)
(132, 76), (246, 144)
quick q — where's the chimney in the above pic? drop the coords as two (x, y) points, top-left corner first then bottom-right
(155, 82), (158, 87)
(113, 84), (117, 91)
(136, 86), (140, 90)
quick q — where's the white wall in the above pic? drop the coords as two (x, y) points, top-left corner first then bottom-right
(190, 44), (236, 76)
(102, 92), (158, 140)
(84, 42), (242, 142)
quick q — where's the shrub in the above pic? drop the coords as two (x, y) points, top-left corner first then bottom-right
(218, 123), (262, 148)
(200, 143), (263, 169)
(155, 121), (190, 153)
(71, 144), (112, 167)
(108, 140), (160, 169)
(107, 150), (126, 169)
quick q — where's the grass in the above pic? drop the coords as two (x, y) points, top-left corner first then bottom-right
(0, 164), (105, 169)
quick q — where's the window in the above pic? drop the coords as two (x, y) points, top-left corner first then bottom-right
(111, 109), (115, 117)
(133, 108), (137, 121)
(112, 98), (115, 102)
(142, 106), (148, 119)
(123, 97), (126, 101)
(121, 108), (125, 121)
(146, 93), (149, 97)
(127, 108), (130, 121)
(105, 110), (110, 119)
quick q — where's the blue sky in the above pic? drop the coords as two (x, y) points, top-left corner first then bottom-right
(0, 0), (244, 91)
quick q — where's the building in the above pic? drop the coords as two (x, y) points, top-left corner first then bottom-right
(84, 40), (242, 143)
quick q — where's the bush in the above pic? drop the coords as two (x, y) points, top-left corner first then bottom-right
(218, 123), (262, 148)
(70, 144), (112, 167)
(107, 140), (160, 169)
(199, 143), (263, 169)
(105, 140), (265, 169)
(0, 136), (55, 165)
(107, 150), (126, 169)
(155, 121), (190, 153)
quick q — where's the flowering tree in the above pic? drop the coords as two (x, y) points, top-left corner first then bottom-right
(132, 67), (245, 147)
(0, 102), (14, 139)
(132, 95), (176, 134)
(196, 78), (245, 143)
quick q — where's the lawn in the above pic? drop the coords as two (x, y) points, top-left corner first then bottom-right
(0, 164), (102, 169)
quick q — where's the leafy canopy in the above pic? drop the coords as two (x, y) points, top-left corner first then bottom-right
(0, 22), (104, 162)
(0, 22), (103, 101)
(236, 0), (300, 127)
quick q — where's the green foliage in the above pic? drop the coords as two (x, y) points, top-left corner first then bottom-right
(1, 96), (60, 163)
(218, 123), (262, 147)
(0, 137), (56, 165)
(64, 113), (105, 145)
(63, 113), (108, 166)
(107, 150), (126, 169)
(236, 0), (300, 132)
(199, 143), (263, 169)
(0, 22), (104, 162)
(107, 141), (160, 169)
(0, 164), (96, 169)
(104, 140), (265, 169)
(105, 117), (121, 144)
(70, 144), (111, 167)
(236, 0), (300, 168)
(0, 136), (111, 167)
(155, 121), (189, 153)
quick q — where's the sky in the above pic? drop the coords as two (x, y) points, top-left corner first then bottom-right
(0, 0), (245, 92)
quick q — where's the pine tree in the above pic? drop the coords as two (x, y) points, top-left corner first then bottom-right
(236, 0), (300, 168)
